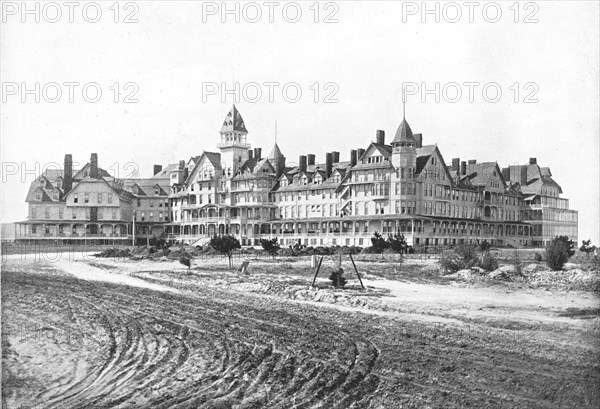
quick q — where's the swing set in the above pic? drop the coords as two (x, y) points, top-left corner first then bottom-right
(310, 253), (366, 289)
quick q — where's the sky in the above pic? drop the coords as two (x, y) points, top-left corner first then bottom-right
(1, 1), (599, 244)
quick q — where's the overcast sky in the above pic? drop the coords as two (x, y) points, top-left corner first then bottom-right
(1, 1), (598, 244)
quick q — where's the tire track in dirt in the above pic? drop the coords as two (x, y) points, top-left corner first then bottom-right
(4, 271), (380, 408)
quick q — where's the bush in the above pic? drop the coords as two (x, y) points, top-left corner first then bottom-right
(546, 236), (574, 270)
(370, 232), (389, 254)
(480, 251), (499, 272)
(534, 252), (543, 262)
(580, 239), (597, 257)
(479, 241), (491, 252)
(329, 268), (347, 288)
(439, 245), (479, 273)
(387, 233), (408, 253)
(511, 250), (524, 275)
(260, 237), (281, 258)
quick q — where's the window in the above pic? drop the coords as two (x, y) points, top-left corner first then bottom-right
(112, 208), (117, 219)
(97, 193), (102, 203)
(98, 209), (103, 220)
(59, 208), (63, 219)
(108, 194), (113, 204)
(73, 193), (78, 203)
(150, 200), (154, 207)
(84, 193), (89, 203)
(85, 208), (90, 219)
(44, 208), (50, 219)
(53, 191), (59, 200)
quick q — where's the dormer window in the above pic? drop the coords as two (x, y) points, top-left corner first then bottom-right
(35, 191), (42, 200)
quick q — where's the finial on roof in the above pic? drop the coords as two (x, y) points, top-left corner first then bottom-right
(403, 99), (406, 119)
(275, 120), (278, 143)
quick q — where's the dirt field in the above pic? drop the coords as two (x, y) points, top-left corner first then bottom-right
(2, 253), (599, 408)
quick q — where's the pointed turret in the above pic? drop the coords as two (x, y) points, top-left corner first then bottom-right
(268, 142), (283, 159)
(268, 142), (286, 177)
(220, 105), (248, 134)
(391, 118), (416, 146)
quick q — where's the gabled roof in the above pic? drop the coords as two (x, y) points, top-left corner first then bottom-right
(467, 162), (507, 189)
(391, 118), (416, 145)
(204, 152), (222, 169)
(220, 105), (248, 133)
(152, 163), (179, 179)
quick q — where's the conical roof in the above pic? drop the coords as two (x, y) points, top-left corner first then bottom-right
(220, 105), (248, 133)
(391, 118), (416, 145)
(269, 142), (283, 158)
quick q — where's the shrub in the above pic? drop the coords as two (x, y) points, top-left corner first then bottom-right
(479, 241), (491, 252)
(260, 237), (281, 258)
(329, 268), (347, 288)
(534, 252), (543, 262)
(480, 251), (499, 272)
(387, 233), (408, 253)
(580, 239), (597, 257)
(511, 250), (524, 275)
(439, 245), (479, 273)
(546, 236), (574, 271)
(178, 247), (192, 270)
(370, 232), (389, 254)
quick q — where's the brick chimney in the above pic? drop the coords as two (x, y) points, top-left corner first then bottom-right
(325, 153), (333, 178)
(254, 148), (262, 161)
(460, 161), (467, 176)
(307, 154), (315, 166)
(529, 157), (537, 165)
(331, 151), (340, 164)
(376, 130), (385, 145)
(357, 149), (365, 163)
(90, 153), (98, 179)
(350, 149), (357, 167)
(64, 154), (73, 193)
(178, 160), (185, 169)
(452, 158), (460, 172)
(248, 149), (253, 160)
(413, 133), (423, 148)
(299, 155), (307, 172)
(153, 164), (162, 176)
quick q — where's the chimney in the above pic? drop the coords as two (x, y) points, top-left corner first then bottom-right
(460, 161), (467, 176)
(254, 148), (262, 161)
(153, 164), (162, 176)
(178, 160), (185, 169)
(376, 130), (385, 145)
(501, 167), (510, 181)
(357, 148), (365, 163)
(248, 149), (253, 160)
(452, 158), (460, 172)
(331, 151), (340, 164)
(413, 133), (423, 148)
(325, 153), (333, 178)
(350, 149), (357, 167)
(529, 157), (537, 165)
(90, 153), (98, 179)
(299, 155), (307, 172)
(520, 166), (528, 185)
(307, 154), (316, 166)
(64, 154), (73, 193)
(468, 159), (477, 165)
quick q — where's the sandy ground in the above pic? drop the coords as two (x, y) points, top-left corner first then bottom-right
(2, 252), (599, 408)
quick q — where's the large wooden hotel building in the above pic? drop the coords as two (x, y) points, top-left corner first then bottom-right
(15, 106), (578, 248)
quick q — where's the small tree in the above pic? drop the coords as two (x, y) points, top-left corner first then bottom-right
(370, 231), (389, 255)
(479, 241), (491, 252)
(546, 236), (574, 271)
(511, 250), (524, 275)
(178, 247), (192, 270)
(210, 234), (241, 268)
(579, 239), (597, 258)
(260, 237), (281, 259)
(387, 233), (408, 253)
